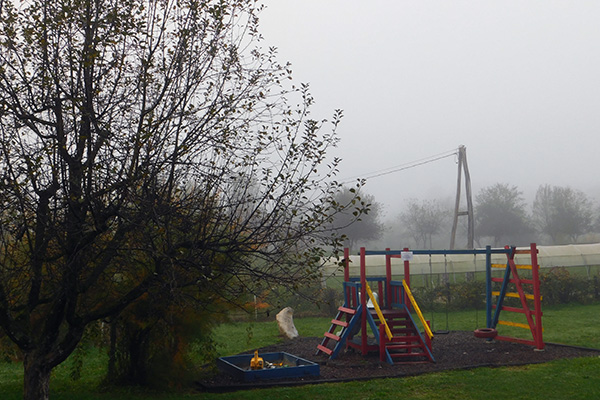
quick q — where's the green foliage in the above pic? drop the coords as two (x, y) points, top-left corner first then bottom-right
(0, 334), (20, 363)
(533, 185), (593, 244)
(105, 288), (227, 389)
(450, 280), (486, 310)
(0, 0), (359, 396)
(412, 266), (600, 312)
(234, 284), (345, 322)
(540, 267), (600, 305)
(475, 183), (531, 246)
(412, 280), (485, 312)
(272, 286), (344, 318)
(328, 186), (384, 250)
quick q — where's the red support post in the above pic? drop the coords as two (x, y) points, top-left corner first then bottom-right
(379, 324), (387, 363)
(344, 247), (350, 307)
(494, 243), (544, 351)
(360, 247), (368, 355)
(386, 248), (392, 309)
(403, 247), (411, 287)
(530, 243), (544, 350)
(344, 247), (350, 282)
(403, 247), (411, 310)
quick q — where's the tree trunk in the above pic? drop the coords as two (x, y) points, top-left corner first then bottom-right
(107, 319), (119, 380)
(23, 352), (52, 400)
(128, 328), (151, 385)
(106, 319), (153, 386)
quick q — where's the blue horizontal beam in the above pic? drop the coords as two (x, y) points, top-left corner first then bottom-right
(362, 248), (511, 256)
(348, 277), (387, 282)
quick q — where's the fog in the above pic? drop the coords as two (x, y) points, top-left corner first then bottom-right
(259, 1), (600, 217)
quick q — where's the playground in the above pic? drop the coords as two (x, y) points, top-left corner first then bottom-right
(199, 330), (599, 390)
(199, 243), (600, 391)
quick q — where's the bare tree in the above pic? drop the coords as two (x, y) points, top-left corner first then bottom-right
(400, 199), (448, 249)
(533, 185), (593, 244)
(0, 1), (354, 398)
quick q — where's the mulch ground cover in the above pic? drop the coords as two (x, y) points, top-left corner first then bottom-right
(197, 331), (600, 392)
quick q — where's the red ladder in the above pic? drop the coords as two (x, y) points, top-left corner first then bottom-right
(490, 244), (544, 350)
(316, 306), (359, 358)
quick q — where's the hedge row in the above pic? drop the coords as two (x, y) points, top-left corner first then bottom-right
(233, 267), (600, 321)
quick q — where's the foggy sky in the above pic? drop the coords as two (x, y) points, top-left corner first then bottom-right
(258, 1), (600, 216)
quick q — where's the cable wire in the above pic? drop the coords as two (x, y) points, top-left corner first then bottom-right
(340, 147), (459, 184)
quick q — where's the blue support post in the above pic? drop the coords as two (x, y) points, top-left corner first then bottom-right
(492, 246), (516, 328)
(485, 245), (492, 328)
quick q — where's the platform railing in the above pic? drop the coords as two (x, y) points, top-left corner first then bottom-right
(348, 276), (388, 308)
(389, 280), (404, 308)
(342, 281), (361, 309)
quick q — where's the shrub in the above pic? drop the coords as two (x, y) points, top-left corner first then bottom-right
(540, 267), (598, 305)
(449, 281), (486, 310)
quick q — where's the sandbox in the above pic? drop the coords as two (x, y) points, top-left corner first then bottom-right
(217, 352), (320, 382)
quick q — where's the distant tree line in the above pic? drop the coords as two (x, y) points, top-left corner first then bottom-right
(474, 183), (597, 247)
(337, 183), (600, 249)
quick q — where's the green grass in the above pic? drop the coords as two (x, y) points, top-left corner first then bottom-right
(190, 357), (600, 400)
(4, 354), (600, 399)
(211, 317), (336, 357)
(3, 303), (600, 399)
(405, 303), (600, 349)
(0, 347), (110, 400)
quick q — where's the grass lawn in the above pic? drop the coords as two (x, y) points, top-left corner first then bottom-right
(218, 303), (600, 355)
(192, 357), (600, 400)
(2, 303), (600, 399)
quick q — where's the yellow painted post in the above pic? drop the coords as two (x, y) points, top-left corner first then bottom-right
(403, 280), (434, 340)
(365, 282), (393, 341)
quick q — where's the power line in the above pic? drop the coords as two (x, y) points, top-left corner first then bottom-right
(340, 147), (459, 184)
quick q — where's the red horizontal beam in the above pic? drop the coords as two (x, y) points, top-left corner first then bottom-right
(494, 335), (536, 347)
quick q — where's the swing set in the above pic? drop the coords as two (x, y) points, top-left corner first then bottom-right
(316, 243), (544, 365)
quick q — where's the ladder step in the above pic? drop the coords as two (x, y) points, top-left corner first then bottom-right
(338, 306), (356, 315)
(386, 344), (423, 350)
(498, 320), (532, 330)
(514, 249), (533, 254)
(491, 263), (533, 270)
(389, 319), (410, 324)
(492, 291), (539, 300)
(391, 328), (415, 335)
(391, 335), (420, 342)
(514, 264), (533, 269)
(381, 321), (409, 328)
(331, 319), (348, 328)
(317, 345), (333, 355)
(491, 305), (542, 316)
(324, 332), (341, 342)
(374, 320), (410, 328)
(389, 353), (427, 359)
